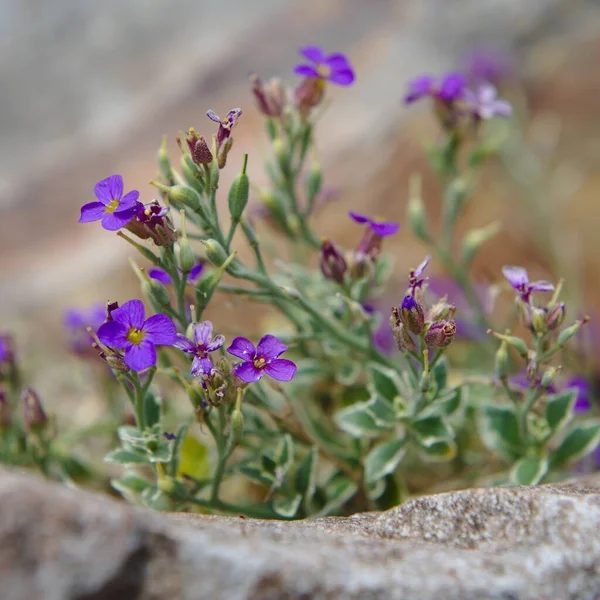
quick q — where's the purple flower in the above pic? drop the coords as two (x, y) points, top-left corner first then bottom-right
(0, 334), (15, 366)
(79, 175), (140, 231)
(64, 303), (107, 354)
(567, 376), (593, 413)
(0, 336), (8, 364)
(206, 108), (242, 148)
(173, 321), (224, 376)
(294, 46), (355, 86)
(227, 334), (297, 383)
(97, 299), (177, 371)
(149, 263), (205, 286)
(408, 256), (431, 294)
(125, 200), (178, 246)
(464, 83), (512, 120)
(349, 212), (400, 238)
(502, 266), (554, 304)
(404, 72), (467, 104)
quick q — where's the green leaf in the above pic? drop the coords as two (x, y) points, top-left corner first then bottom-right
(480, 405), (523, 460)
(176, 434), (209, 480)
(412, 415), (453, 447)
(335, 360), (362, 386)
(545, 390), (577, 435)
(275, 434), (294, 475)
(510, 456), (548, 485)
(143, 391), (161, 428)
(316, 474), (358, 517)
(428, 388), (462, 417)
(364, 438), (406, 484)
(418, 439), (457, 462)
(61, 456), (94, 482)
(272, 493), (302, 518)
(111, 473), (151, 500)
(367, 364), (402, 401)
(104, 448), (148, 465)
(365, 395), (397, 428)
(147, 442), (173, 463)
(431, 357), (448, 393)
(239, 464), (277, 486)
(335, 402), (387, 438)
(295, 447), (318, 508)
(550, 422), (600, 469)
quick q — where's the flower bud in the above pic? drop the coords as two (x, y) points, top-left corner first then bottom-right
(231, 390), (244, 446)
(273, 138), (291, 176)
(250, 74), (285, 118)
(424, 320), (457, 348)
(201, 239), (229, 267)
(399, 295), (425, 334)
(22, 388), (48, 431)
(185, 128), (213, 165)
(157, 136), (175, 186)
(494, 339), (509, 380)
(178, 212), (195, 274)
(547, 302), (566, 331)
(390, 309), (417, 352)
(228, 155), (250, 222)
(306, 159), (322, 208)
(557, 317), (590, 347)
(0, 388), (12, 428)
(530, 307), (548, 336)
(217, 137), (234, 169)
(151, 182), (202, 212)
(515, 297), (531, 328)
(294, 77), (325, 117)
(541, 366), (560, 390)
(488, 330), (529, 358)
(320, 239), (347, 284)
(426, 298), (456, 322)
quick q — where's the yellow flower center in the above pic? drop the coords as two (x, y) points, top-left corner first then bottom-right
(253, 357), (266, 369)
(127, 328), (145, 345)
(105, 199), (120, 214)
(144, 208), (152, 216)
(316, 64), (331, 79)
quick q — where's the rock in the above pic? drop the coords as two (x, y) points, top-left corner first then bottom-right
(1, 469), (600, 599)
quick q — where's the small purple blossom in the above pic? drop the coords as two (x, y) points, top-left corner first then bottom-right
(294, 46), (355, 86)
(227, 334), (297, 383)
(502, 266), (554, 304)
(464, 83), (512, 120)
(64, 303), (107, 354)
(206, 108), (242, 147)
(79, 175), (140, 231)
(408, 256), (431, 295)
(567, 376), (593, 413)
(97, 299), (177, 371)
(404, 72), (467, 104)
(349, 212), (400, 238)
(0, 335), (9, 364)
(149, 263), (204, 286)
(173, 321), (224, 376)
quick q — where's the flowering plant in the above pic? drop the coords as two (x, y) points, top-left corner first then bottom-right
(1, 49), (598, 518)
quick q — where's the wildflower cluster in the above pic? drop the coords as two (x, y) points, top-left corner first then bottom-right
(1, 46), (598, 518)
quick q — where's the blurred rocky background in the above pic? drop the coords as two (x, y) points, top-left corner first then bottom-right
(1, 0), (600, 415)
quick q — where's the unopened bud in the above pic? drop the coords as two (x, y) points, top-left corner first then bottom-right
(306, 159), (322, 207)
(488, 330), (529, 358)
(426, 298), (456, 322)
(294, 77), (325, 117)
(273, 138), (290, 176)
(151, 182), (201, 211)
(320, 239), (347, 284)
(557, 317), (590, 347)
(547, 302), (566, 331)
(231, 390), (244, 445)
(424, 320), (457, 348)
(494, 339), (509, 379)
(201, 239), (229, 267)
(399, 295), (425, 334)
(541, 366), (561, 390)
(218, 137), (234, 169)
(531, 307), (548, 336)
(185, 128), (213, 165)
(250, 74), (285, 118)
(515, 297), (532, 328)
(228, 155), (250, 221)
(178, 212), (195, 274)
(22, 388), (48, 431)
(157, 136), (175, 186)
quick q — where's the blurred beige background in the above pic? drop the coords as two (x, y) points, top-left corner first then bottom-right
(1, 0), (600, 405)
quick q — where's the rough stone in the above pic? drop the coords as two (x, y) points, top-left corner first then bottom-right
(1, 469), (600, 599)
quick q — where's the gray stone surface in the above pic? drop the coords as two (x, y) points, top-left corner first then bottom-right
(1, 469), (600, 599)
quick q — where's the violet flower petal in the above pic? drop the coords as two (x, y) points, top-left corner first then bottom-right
(205, 334), (225, 353)
(193, 321), (214, 347)
(206, 110), (221, 123)
(257, 334), (288, 360)
(404, 75), (435, 103)
(490, 99), (512, 117)
(173, 334), (196, 354)
(438, 72), (467, 101)
(144, 314), (177, 345)
(94, 175), (123, 204)
(100, 210), (135, 231)
(348, 211), (371, 225)
(299, 45), (326, 63)
(148, 268), (172, 285)
(112, 299), (146, 330)
(97, 321), (129, 349)
(227, 337), (256, 360)
(328, 69), (355, 86)
(234, 362), (263, 383)
(188, 263), (204, 282)
(529, 280), (555, 293)
(118, 190), (140, 211)
(293, 65), (321, 78)
(124, 340), (156, 371)
(370, 221), (400, 237)
(190, 356), (214, 376)
(502, 265), (529, 289)
(79, 202), (106, 223)
(264, 358), (297, 381)
(414, 255), (431, 277)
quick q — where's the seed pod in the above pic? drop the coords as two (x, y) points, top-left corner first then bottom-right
(228, 155), (250, 221)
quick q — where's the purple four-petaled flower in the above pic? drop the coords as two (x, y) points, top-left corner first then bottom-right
(79, 175), (140, 231)
(464, 83), (512, 120)
(349, 211), (400, 238)
(206, 108), (242, 147)
(149, 263), (205, 286)
(404, 72), (467, 104)
(294, 46), (355, 86)
(227, 334), (296, 383)
(408, 256), (431, 294)
(97, 299), (177, 371)
(173, 321), (224, 376)
(502, 266), (554, 304)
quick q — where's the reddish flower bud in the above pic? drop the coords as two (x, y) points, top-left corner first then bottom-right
(547, 302), (566, 331)
(320, 239), (347, 284)
(251, 74), (285, 117)
(294, 77), (325, 117)
(424, 320), (457, 348)
(185, 128), (213, 165)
